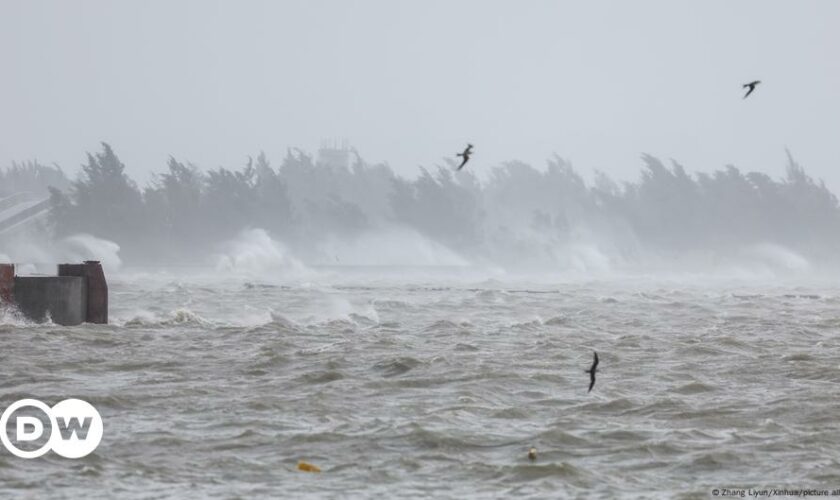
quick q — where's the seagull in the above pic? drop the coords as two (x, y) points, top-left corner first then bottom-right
(742, 80), (761, 99)
(456, 143), (473, 171)
(586, 351), (599, 393)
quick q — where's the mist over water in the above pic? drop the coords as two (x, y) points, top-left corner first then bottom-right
(3, 144), (839, 279)
(2, 0), (840, 495)
(3, 264), (840, 498)
(3, 146), (840, 498)
(214, 228), (307, 277)
(0, 233), (121, 275)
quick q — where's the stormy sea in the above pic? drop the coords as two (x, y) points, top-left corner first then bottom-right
(3, 260), (840, 499)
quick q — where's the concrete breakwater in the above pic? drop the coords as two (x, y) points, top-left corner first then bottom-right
(0, 261), (107, 325)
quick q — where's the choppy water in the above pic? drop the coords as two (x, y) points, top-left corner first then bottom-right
(2, 268), (840, 498)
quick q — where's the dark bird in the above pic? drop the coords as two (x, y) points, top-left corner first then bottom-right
(586, 351), (599, 393)
(742, 80), (761, 99)
(456, 143), (473, 171)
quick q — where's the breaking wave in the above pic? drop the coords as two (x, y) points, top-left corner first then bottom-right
(214, 228), (309, 278)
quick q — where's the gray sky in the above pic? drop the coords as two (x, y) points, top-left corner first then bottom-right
(1, 0), (838, 190)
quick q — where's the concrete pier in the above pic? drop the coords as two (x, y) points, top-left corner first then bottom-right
(0, 261), (108, 326)
(13, 275), (87, 325)
(58, 261), (108, 324)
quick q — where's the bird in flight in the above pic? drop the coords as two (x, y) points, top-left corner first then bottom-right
(742, 80), (761, 99)
(586, 351), (599, 393)
(456, 143), (473, 171)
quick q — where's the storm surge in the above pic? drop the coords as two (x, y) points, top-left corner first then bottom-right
(6, 270), (840, 498)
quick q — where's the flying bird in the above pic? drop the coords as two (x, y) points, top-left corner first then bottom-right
(586, 351), (599, 393)
(742, 80), (761, 99)
(456, 144), (473, 171)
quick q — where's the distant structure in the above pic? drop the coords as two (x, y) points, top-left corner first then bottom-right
(317, 138), (354, 170)
(0, 192), (51, 236)
(0, 261), (108, 326)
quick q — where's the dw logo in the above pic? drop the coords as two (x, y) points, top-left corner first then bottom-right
(0, 399), (103, 459)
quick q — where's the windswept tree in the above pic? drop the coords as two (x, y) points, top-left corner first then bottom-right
(626, 154), (703, 250)
(1, 161), (69, 196)
(252, 152), (293, 236)
(776, 150), (840, 251)
(390, 165), (483, 251)
(203, 159), (257, 240)
(49, 143), (147, 257)
(144, 157), (207, 257)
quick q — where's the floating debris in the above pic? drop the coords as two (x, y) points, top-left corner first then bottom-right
(297, 461), (321, 473)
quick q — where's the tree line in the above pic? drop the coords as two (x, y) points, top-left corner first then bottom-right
(2, 143), (838, 266)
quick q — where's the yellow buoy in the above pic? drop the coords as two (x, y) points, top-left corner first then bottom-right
(298, 461), (321, 473)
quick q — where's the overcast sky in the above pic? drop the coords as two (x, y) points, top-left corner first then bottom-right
(1, 0), (838, 190)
